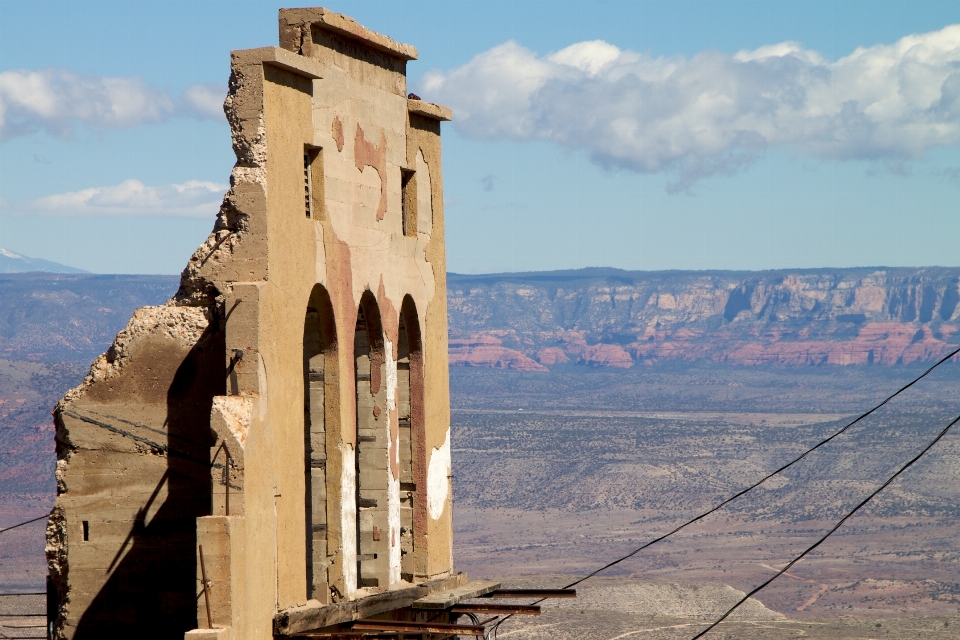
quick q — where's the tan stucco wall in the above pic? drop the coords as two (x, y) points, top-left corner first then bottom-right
(48, 9), (452, 640)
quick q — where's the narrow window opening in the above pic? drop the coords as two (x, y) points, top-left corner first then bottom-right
(304, 150), (313, 218)
(82, 520), (90, 541)
(400, 168), (416, 237)
(304, 147), (325, 220)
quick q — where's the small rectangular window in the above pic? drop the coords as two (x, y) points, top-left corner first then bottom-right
(82, 520), (90, 541)
(303, 147), (324, 219)
(303, 149), (314, 218)
(400, 168), (416, 236)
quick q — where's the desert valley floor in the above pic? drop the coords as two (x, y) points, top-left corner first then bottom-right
(5, 363), (959, 638)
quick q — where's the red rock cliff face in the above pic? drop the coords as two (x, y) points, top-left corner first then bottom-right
(447, 268), (960, 368)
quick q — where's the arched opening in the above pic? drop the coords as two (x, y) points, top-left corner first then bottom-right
(397, 295), (425, 582)
(303, 285), (338, 601)
(354, 292), (389, 589)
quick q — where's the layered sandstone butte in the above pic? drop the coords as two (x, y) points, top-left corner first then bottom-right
(447, 268), (960, 368)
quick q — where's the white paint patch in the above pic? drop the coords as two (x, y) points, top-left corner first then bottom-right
(341, 445), (357, 595)
(385, 337), (397, 413)
(427, 428), (451, 520)
(384, 338), (399, 474)
(384, 338), (402, 585)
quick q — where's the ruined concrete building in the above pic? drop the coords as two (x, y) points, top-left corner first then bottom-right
(46, 8), (554, 639)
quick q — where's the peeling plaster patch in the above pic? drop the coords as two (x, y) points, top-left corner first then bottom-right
(341, 445), (357, 595)
(332, 116), (345, 152)
(427, 429), (451, 520)
(384, 337), (401, 584)
(353, 123), (387, 220)
(384, 338), (399, 478)
(212, 396), (252, 447)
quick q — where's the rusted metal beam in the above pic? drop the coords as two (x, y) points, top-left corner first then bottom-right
(351, 619), (486, 635)
(291, 633), (398, 639)
(483, 588), (576, 599)
(198, 545), (213, 629)
(451, 603), (540, 615)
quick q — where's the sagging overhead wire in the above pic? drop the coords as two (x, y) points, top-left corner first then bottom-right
(561, 345), (959, 592)
(690, 411), (960, 639)
(0, 513), (51, 537)
(487, 346), (959, 638)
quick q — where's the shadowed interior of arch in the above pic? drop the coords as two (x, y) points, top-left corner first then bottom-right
(354, 291), (389, 589)
(303, 285), (339, 601)
(398, 294), (425, 581)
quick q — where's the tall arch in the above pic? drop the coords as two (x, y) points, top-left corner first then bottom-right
(303, 285), (339, 601)
(354, 291), (389, 588)
(397, 295), (426, 581)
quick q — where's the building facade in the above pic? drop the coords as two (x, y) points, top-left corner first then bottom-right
(47, 8), (460, 638)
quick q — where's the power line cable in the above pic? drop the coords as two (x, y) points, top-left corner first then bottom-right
(561, 345), (959, 591)
(689, 411), (960, 639)
(0, 513), (51, 537)
(488, 346), (959, 638)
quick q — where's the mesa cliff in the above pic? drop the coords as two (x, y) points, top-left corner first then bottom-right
(447, 267), (960, 368)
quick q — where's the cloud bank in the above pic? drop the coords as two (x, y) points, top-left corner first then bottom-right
(3, 179), (227, 217)
(0, 69), (225, 138)
(420, 25), (960, 191)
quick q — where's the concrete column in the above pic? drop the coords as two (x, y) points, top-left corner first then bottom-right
(193, 516), (246, 638)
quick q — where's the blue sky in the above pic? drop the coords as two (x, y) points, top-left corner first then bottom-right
(1, 0), (958, 274)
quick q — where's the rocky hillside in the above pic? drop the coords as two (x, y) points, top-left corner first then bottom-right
(0, 273), (178, 363)
(448, 267), (960, 369)
(2, 269), (958, 370)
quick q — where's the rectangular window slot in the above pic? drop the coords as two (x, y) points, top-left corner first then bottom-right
(357, 498), (378, 508)
(356, 373), (371, 381)
(400, 168), (415, 236)
(398, 418), (411, 427)
(358, 435), (377, 443)
(82, 520), (89, 541)
(303, 146), (324, 219)
(303, 151), (313, 217)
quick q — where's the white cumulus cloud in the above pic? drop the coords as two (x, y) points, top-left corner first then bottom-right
(0, 69), (226, 138)
(419, 25), (960, 191)
(3, 179), (227, 217)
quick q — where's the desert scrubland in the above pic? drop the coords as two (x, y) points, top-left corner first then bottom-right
(1, 270), (959, 638)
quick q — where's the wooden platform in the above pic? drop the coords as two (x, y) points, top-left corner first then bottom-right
(410, 580), (500, 609)
(274, 575), (467, 636)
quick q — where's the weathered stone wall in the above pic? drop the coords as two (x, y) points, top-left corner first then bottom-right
(48, 306), (224, 638)
(48, 8), (452, 639)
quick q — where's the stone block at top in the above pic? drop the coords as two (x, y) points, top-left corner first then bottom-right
(279, 7), (418, 60)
